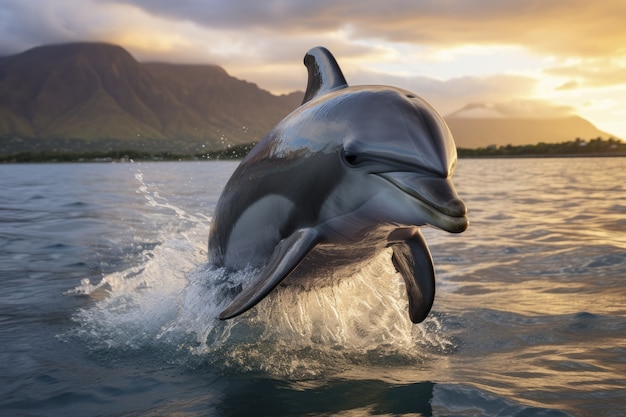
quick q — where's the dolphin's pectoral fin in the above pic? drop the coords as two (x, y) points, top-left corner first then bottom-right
(302, 46), (348, 104)
(219, 228), (320, 320)
(388, 228), (436, 324)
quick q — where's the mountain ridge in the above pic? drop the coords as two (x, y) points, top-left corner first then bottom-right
(0, 42), (619, 155)
(0, 42), (303, 154)
(445, 115), (617, 149)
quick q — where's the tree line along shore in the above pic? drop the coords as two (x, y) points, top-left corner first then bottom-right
(458, 137), (625, 158)
(1, 137), (625, 163)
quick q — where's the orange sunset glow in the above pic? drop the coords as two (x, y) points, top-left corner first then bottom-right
(1, 0), (625, 139)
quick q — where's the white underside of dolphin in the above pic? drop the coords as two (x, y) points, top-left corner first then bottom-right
(208, 46), (468, 323)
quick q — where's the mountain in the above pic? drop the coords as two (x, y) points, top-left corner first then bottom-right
(0, 42), (303, 154)
(445, 112), (618, 149)
(0, 42), (619, 156)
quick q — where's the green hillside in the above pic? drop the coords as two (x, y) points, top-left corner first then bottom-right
(0, 42), (302, 155)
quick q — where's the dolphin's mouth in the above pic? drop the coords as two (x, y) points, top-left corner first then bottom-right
(376, 172), (468, 233)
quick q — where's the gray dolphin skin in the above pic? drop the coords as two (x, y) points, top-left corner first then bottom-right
(208, 46), (468, 323)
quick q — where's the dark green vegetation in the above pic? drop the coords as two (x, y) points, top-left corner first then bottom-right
(458, 137), (626, 158)
(0, 143), (257, 163)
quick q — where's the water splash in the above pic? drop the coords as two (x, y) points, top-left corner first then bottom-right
(67, 240), (453, 378)
(64, 167), (454, 377)
(65, 232), (199, 351)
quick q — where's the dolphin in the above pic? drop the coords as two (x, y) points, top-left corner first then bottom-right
(208, 46), (468, 323)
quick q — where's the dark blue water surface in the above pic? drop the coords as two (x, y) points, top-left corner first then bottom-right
(1, 158), (625, 416)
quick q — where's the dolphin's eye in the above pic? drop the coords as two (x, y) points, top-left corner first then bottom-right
(342, 150), (359, 166)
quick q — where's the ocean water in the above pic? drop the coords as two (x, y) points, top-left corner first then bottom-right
(0, 158), (625, 417)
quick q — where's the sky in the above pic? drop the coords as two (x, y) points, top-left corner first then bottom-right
(1, 0), (625, 139)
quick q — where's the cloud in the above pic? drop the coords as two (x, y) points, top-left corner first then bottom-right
(556, 80), (580, 91)
(346, 71), (538, 115)
(449, 100), (576, 119)
(104, 0), (626, 57)
(0, 0), (154, 54)
(3, 1), (626, 62)
(3, 1), (625, 76)
(545, 58), (626, 89)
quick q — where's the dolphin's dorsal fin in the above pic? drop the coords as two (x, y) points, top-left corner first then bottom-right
(219, 228), (320, 319)
(302, 47), (348, 104)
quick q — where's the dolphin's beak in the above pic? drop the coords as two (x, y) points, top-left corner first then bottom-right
(377, 172), (468, 233)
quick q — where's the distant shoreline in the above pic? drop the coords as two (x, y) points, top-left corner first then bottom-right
(2, 153), (626, 164)
(459, 153), (626, 159)
(2, 138), (625, 163)
(457, 137), (626, 159)
(0, 144), (255, 164)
